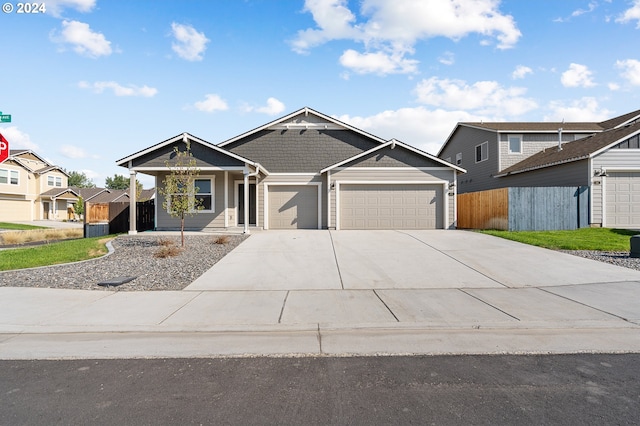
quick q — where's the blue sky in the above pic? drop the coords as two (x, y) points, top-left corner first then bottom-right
(1, 0), (639, 188)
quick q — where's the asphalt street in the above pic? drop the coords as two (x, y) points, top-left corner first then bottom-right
(2, 354), (639, 425)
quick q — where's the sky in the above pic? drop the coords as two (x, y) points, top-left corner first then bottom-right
(1, 0), (640, 189)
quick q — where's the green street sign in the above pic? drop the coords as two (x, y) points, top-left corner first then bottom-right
(0, 115), (11, 123)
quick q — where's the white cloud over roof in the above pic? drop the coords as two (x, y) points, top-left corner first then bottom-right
(194, 94), (228, 113)
(616, 59), (640, 86)
(78, 81), (158, 97)
(52, 20), (112, 58)
(561, 63), (596, 88)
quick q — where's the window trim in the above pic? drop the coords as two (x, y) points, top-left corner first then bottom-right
(0, 168), (19, 185)
(475, 141), (489, 163)
(508, 134), (522, 154)
(47, 175), (62, 187)
(166, 176), (216, 214)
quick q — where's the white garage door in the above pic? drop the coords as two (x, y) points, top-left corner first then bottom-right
(339, 184), (443, 230)
(606, 172), (640, 227)
(268, 185), (318, 229)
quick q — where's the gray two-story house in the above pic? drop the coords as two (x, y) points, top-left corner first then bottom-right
(438, 109), (640, 228)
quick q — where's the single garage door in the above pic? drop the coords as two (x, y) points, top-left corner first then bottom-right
(340, 184), (442, 230)
(606, 171), (640, 227)
(268, 185), (318, 229)
(0, 198), (31, 221)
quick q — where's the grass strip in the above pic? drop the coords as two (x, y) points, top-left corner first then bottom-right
(0, 236), (114, 271)
(0, 222), (48, 230)
(479, 228), (638, 251)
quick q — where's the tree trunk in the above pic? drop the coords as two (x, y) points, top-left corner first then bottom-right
(180, 214), (185, 247)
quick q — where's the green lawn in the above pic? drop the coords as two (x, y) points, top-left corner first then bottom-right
(479, 228), (638, 251)
(0, 222), (47, 230)
(0, 236), (113, 271)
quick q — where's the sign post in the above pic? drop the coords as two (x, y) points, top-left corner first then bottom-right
(0, 133), (9, 163)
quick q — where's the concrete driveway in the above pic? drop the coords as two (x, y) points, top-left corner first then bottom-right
(186, 230), (640, 291)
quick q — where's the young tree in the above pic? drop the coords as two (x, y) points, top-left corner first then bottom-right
(74, 195), (84, 217)
(159, 141), (203, 247)
(68, 171), (96, 188)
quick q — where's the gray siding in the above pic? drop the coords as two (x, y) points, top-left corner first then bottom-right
(499, 132), (590, 170)
(156, 171), (227, 230)
(329, 168), (456, 229)
(342, 145), (444, 168)
(225, 129), (380, 173)
(499, 160), (589, 187)
(439, 126), (499, 194)
(133, 141), (245, 169)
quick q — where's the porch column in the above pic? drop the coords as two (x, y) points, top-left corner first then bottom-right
(129, 170), (137, 235)
(243, 172), (250, 234)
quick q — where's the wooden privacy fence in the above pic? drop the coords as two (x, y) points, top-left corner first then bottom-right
(457, 186), (589, 231)
(85, 200), (155, 237)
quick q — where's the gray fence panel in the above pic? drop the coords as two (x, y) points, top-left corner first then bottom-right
(84, 223), (109, 238)
(508, 187), (586, 231)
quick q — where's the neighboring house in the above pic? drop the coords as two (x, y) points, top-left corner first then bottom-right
(0, 150), (78, 221)
(438, 109), (640, 228)
(117, 107), (465, 232)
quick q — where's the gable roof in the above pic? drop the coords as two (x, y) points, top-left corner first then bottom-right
(40, 187), (79, 199)
(218, 106), (387, 148)
(458, 122), (604, 132)
(598, 108), (640, 130)
(321, 139), (466, 173)
(70, 186), (110, 201)
(8, 149), (51, 165)
(496, 122), (640, 177)
(116, 132), (265, 172)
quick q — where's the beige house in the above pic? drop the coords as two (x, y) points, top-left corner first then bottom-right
(0, 150), (78, 221)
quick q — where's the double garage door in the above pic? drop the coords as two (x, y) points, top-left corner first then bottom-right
(340, 184), (443, 230)
(605, 171), (640, 227)
(267, 183), (445, 230)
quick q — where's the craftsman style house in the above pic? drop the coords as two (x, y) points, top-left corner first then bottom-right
(117, 107), (465, 232)
(438, 109), (640, 228)
(0, 150), (78, 221)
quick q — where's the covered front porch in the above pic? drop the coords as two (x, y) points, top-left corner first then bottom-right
(116, 133), (268, 234)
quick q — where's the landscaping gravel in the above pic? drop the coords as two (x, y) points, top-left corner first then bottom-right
(0, 234), (247, 291)
(560, 250), (640, 270)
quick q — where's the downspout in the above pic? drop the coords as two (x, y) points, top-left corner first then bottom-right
(558, 128), (563, 151)
(243, 164), (261, 234)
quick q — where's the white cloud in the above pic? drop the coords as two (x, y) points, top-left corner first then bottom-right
(256, 98), (286, 115)
(616, 59), (640, 85)
(45, 0), (96, 18)
(291, 0), (521, 75)
(560, 63), (596, 88)
(78, 81), (158, 97)
(438, 51), (455, 66)
(571, 1), (597, 17)
(59, 144), (99, 159)
(616, 0), (640, 28)
(0, 127), (39, 151)
(544, 97), (613, 122)
(338, 107), (481, 155)
(512, 65), (533, 79)
(414, 77), (538, 117)
(608, 82), (621, 91)
(194, 94), (228, 113)
(52, 20), (112, 58)
(171, 23), (209, 61)
(339, 49), (418, 75)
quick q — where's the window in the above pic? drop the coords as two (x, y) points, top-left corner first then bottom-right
(48, 176), (62, 187)
(166, 177), (215, 213)
(475, 141), (488, 163)
(194, 178), (213, 211)
(455, 152), (462, 165)
(0, 169), (18, 185)
(508, 135), (522, 154)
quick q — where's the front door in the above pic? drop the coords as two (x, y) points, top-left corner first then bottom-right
(43, 202), (49, 220)
(238, 183), (256, 225)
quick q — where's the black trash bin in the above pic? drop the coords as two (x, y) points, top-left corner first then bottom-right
(630, 235), (640, 258)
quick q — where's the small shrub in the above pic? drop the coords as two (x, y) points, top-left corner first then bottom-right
(0, 232), (24, 245)
(154, 245), (182, 258)
(213, 235), (231, 245)
(157, 238), (175, 247)
(0, 228), (83, 245)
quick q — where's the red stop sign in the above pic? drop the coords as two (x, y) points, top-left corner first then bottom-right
(0, 133), (9, 163)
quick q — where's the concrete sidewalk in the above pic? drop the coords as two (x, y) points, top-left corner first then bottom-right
(1, 230), (640, 359)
